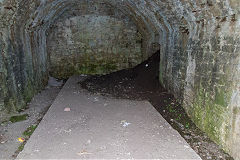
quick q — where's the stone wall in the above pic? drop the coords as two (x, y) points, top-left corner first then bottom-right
(159, 9), (240, 159)
(47, 3), (143, 78)
(0, 0), (239, 159)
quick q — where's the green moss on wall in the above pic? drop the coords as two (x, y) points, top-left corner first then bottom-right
(159, 63), (164, 86)
(50, 59), (119, 79)
(186, 84), (232, 149)
(23, 80), (35, 104)
(215, 88), (228, 106)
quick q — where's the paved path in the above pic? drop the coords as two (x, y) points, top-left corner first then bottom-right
(17, 76), (201, 159)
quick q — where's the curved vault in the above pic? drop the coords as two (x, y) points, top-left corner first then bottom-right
(0, 0), (240, 159)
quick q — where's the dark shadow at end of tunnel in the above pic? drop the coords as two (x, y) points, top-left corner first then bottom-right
(79, 50), (234, 160)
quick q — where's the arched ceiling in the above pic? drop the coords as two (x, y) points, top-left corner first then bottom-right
(1, 0), (237, 58)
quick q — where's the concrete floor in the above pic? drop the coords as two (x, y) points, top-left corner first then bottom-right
(17, 76), (201, 159)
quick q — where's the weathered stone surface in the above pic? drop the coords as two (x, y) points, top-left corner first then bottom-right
(0, 0), (239, 159)
(46, 2), (143, 78)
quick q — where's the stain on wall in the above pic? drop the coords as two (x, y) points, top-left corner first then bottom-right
(47, 15), (142, 79)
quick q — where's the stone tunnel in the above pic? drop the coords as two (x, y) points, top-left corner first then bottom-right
(0, 0), (240, 159)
